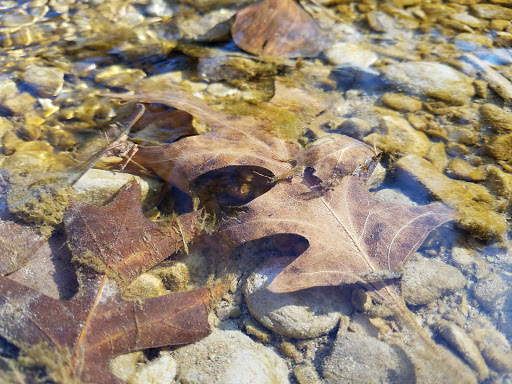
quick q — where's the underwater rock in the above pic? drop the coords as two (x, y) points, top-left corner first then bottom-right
(394, 154), (508, 240)
(472, 327), (512, 374)
(487, 166), (512, 197)
(454, 33), (493, 51)
(447, 159), (487, 182)
(131, 352), (177, 384)
(464, 54), (512, 103)
(450, 12), (487, 30)
(175, 8), (235, 42)
(435, 320), (489, 381)
(473, 273), (509, 313)
(0, 117), (12, 141)
(294, 364), (322, 384)
(471, 4), (512, 20)
(243, 257), (352, 339)
(401, 255), (466, 306)
(488, 133), (512, 164)
(324, 43), (378, 67)
(72, 169), (165, 209)
(425, 142), (448, 172)
(363, 115), (431, 157)
(0, 79), (18, 102)
(322, 332), (415, 384)
(198, 56), (284, 83)
(171, 325), (290, 384)
(480, 104), (512, 133)
(382, 61), (474, 105)
(123, 273), (167, 300)
(112, 351), (177, 384)
(340, 117), (372, 139)
(23, 66), (64, 97)
(381, 93), (422, 112)
(2, 92), (36, 115)
(95, 66), (146, 88)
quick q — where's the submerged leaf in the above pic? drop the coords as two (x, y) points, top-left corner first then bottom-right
(218, 175), (453, 304)
(64, 180), (201, 284)
(0, 181), (219, 383)
(0, 275), (219, 383)
(106, 89), (374, 197)
(232, 0), (326, 57)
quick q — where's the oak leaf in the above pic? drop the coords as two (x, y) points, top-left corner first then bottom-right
(217, 175), (453, 304)
(64, 180), (201, 284)
(0, 180), (220, 383)
(106, 89), (376, 197)
(0, 275), (219, 383)
(232, 0), (326, 57)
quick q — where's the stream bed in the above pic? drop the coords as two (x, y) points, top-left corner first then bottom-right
(0, 0), (512, 383)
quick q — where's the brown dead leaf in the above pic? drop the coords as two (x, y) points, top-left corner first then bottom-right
(105, 89), (374, 197)
(64, 179), (201, 284)
(217, 175), (453, 304)
(0, 275), (220, 383)
(232, 0), (326, 57)
(0, 180), (221, 383)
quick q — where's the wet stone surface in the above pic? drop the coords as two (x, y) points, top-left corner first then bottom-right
(0, 0), (511, 383)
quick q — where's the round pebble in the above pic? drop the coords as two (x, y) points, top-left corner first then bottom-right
(244, 257), (352, 339)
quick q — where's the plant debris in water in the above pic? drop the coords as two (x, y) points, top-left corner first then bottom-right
(1, 0), (512, 382)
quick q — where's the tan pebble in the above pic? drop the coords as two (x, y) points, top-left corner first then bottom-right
(0, 117), (13, 141)
(395, 154), (507, 240)
(488, 133), (512, 163)
(294, 364), (322, 384)
(243, 318), (272, 343)
(425, 142), (448, 171)
(280, 341), (303, 363)
(3, 92), (36, 114)
(123, 273), (167, 300)
(487, 165), (512, 197)
(364, 115), (431, 157)
(472, 327), (512, 373)
(446, 142), (470, 156)
(480, 103), (512, 132)
(16, 124), (41, 141)
(407, 113), (429, 131)
(436, 320), (489, 381)
(381, 92), (422, 112)
(473, 80), (488, 98)
(490, 19), (510, 31)
(447, 158), (487, 181)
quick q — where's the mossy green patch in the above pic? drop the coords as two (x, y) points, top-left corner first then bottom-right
(222, 102), (303, 143)
(7, 177), (71, 239)
(18, 343), (83, 384)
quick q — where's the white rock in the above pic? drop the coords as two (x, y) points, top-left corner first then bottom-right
(73, 169), (165, 208)
(244, 257), (352, 339)
(324, 43), (378, 67)
(383, 61), (474, 105)
(131, 352), (177, 384)
(171, 325), (289, 384)
(23, 66), (65, 97)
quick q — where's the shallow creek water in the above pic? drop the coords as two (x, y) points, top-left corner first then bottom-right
(0, 0), (512, 383)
